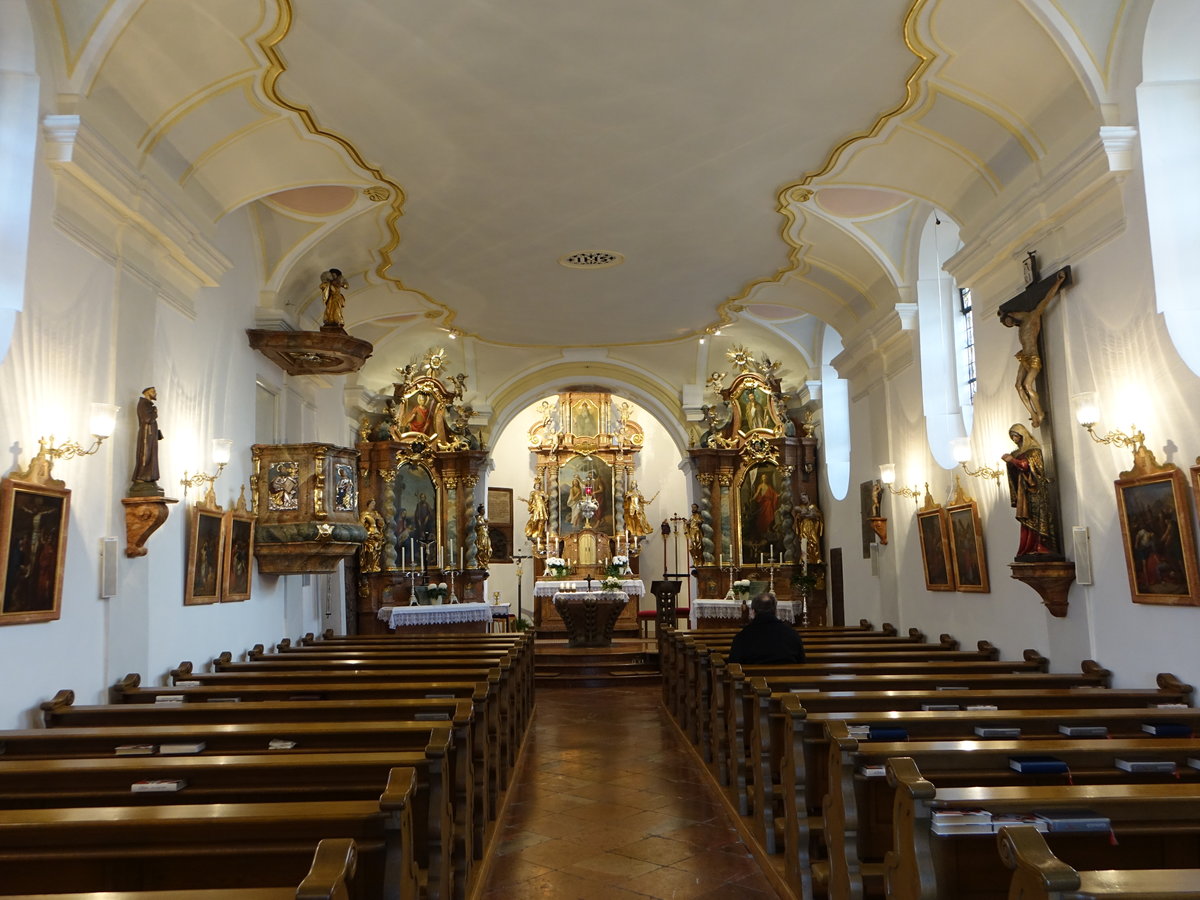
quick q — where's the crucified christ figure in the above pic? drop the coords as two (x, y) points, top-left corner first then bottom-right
(999, 269), (1067, 429)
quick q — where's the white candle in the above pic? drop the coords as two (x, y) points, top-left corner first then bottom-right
(759, 552), (764, 566)
(718, 550), (723, 567)
(460, 547), (464, 569)
(439, 546), (444, 568)
(401, 547), (407, 570)
(770, 544), (774, 563)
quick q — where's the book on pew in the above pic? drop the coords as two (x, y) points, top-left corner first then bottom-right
(974, 725), (1021, 738)
(159, 741), (205, 755)
(966, 704), (998, 710)
(1114, 757), (1177, 773)
(936, 685), (968, 691)
(131, 779), (187, 792)
(922, 704), (960, 711)
(1031, 808), (1111, 832)
(1009, 755), (1070, 774)
(208, 697), (241, 703)
(931, 808), (992, 825)
(930, 810), (1048, 835)
(154, 695), (185, 704)
(115, 744), (157, 756)
(1058, 724), (1108, 737)
(1142, 721), (1194, 737)
(268, 739), (297, 750)
(859, 764), (887, 778)
(415, 712), (451, 721)
(174, 680), (201, 687)
(990, 813), (1048, 833)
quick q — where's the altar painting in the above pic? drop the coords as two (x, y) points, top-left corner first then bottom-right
(558, 456), (613, 534)
(740, 464), (785, 563)
(569, 398), (601, 438)
(393, 464), (437, 566)
(733, 383), (777, 434)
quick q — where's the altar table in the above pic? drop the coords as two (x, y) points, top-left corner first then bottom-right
(689, 598), (800, 630)
(378, 601), (495, 633)
(552, 591), (629, 647)
(535, 579), (643, 634)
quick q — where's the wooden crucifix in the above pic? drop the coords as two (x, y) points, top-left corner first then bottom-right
(997, 265), (1072, 429)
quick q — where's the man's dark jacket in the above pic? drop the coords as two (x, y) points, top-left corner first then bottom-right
(726, 612), (806, 665)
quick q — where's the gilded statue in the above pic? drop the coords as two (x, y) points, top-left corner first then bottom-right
(319, 268), (349, 328)
(359, 499), (385, 573)
(999, 269), (1067, 428)
(1002, 424), (1059, 557)
(623, 481), (655, 536)
(796, 492), (823, 564)
(474, 503), (492, 569)
(521, 487), (549, 540)
(685, 502), (704, 564)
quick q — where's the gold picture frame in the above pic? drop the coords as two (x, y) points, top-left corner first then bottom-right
(1116, 465), (1200, 606)
(916, 506), (955, 591)
(221, 506), (255, 602)
(0, 474), (69, 625)
(946, 500), (990, 593)
(185, 506), (225, 605)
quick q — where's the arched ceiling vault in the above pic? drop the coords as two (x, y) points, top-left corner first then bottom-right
(37, 0), (1134, 415)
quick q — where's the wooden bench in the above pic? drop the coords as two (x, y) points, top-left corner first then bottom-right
(777, 697), (1200, 899)
(4, 714), (482, 870)
(0, 768), (418, 900)
(0, 747), (452, 900)
(0, 838), (360, 900)
(829, 734), (1200, 900)
(998, 823), (1200, 900)
(886, 759), (1200, 900)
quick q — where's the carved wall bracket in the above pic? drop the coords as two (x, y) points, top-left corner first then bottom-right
(121, 496), (178, 557)
(1010, 559), (1077, 617)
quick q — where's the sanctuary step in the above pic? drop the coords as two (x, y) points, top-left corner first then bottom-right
(534, 639), (661, 688)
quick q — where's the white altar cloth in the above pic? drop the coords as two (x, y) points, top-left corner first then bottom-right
(551, 590), (630, 604)
(689, 598), (796, 629)
(535, 579), (644, 598)
(378, 602), (496, 628)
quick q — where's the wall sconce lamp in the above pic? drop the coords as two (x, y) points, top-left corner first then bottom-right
(950, 437), (1002, 482)
(32, 402), (120, 477)
(879, 463), (921, 501)
(1072, 392), (1146, 452)
(181, 438), (233, 499)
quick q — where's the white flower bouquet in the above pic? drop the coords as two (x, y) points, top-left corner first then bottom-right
(607, 554), (631, 577)
(546, 556), (569, 577)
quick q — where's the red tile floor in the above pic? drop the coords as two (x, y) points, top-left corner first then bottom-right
(479, 685), (779, 898)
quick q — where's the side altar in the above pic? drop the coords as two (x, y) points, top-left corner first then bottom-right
(686, 348), (827, 624)
(350, 349), (492, 634)
(522, 391), (653, 637)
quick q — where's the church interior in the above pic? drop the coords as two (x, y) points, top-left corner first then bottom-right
(3, 1), (1200, 897)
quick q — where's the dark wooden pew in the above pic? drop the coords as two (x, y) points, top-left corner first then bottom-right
(887, 758), (1200, 900)
(998, 823), (1200, 900)
(777, 697), (1200, 898)
(0, 749), (452, 900)
(0, 838), (360, 900)
(0, 769), (418, 900)
(3, 714), (482, 870)
(829, 732), (1200, 900)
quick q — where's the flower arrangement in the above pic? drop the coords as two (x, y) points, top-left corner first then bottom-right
(607, 554), (630, 578)
(546, 556), (569, 577)
(733, 578), (752, 600)
(601, 575), (624, 592)
(792, 571), (818, 596)
(426, 582), (449, 603)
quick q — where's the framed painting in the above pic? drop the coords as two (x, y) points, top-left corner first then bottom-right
(392, 463), (437, 569)
(739, 463), (785, 565)
(221, 507), (255, 602)
(947, 500), (990, 593)
(185, 506), (225, 605)
(916, 506), (955, 591)
(487, 487), (513, 563)
(558, 456), (613, 535)
(1115, 465), (1200, 606)
(0, 474), (69, 625)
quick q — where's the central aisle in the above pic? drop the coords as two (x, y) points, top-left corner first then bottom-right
(479, 685), (778, 898)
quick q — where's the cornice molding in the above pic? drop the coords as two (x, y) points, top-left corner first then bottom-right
(947, 130), (1127, 293)
(836, 305), (915, 400)
(41, 114), (231, 292)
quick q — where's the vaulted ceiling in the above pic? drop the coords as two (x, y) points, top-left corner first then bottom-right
(36, 0), (1138, 417)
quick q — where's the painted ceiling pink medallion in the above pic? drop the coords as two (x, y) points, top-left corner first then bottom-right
(268, 185), (357, 216)
(814, 187), (908, 218)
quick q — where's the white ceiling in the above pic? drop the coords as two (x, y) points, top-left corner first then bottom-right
(41, 0), (1135, 408)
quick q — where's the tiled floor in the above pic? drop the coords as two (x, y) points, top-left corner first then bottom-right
(480, 686), (779, 899)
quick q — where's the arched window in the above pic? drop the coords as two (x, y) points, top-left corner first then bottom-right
(820, 326), (851, 501)
(916, 212), (971, 468)
(0, 1), (39, 363)
(1139, 0), (1200, 377)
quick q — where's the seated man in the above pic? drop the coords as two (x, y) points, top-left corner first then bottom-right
(726, 592), (806, 665)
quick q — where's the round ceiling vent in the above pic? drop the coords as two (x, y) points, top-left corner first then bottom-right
(558, 250), (625, 269)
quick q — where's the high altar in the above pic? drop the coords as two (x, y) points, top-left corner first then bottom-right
(351, 349), (491, 634)
(526, 391), (648, 637)
(688, 348), (827, 624)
